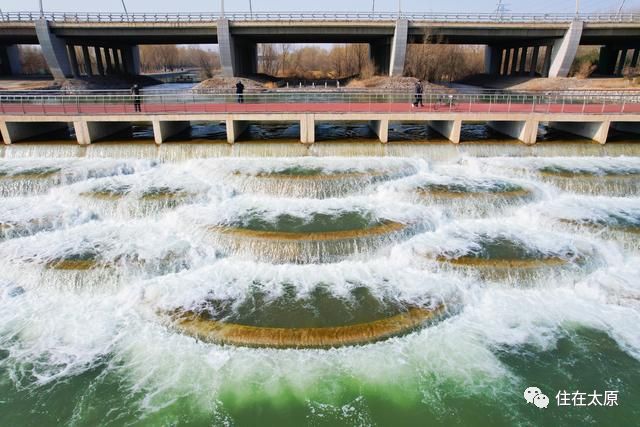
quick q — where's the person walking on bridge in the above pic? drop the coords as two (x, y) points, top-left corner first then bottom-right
(130, 84), (141, 112)
(413, 81), (424, 108)
(236, 81), (245, 104)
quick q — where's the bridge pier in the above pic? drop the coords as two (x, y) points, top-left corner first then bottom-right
(487, 120), (538, 145)
(548, 20), (583, 78)
(36, 19), (73, 80)
(121, 46), (141, 75)
(0, 45), (22, 76)
(390, 19), (408, 77)
(94, 47), (105, 76)
(548, 120), (610, 144)
(484, 46), (502, 75)
(153, 120), (191, 144)
(427, 120), (461, 144)
(74, 121), (132, 145)
(0, 121), (69, 144)
(226, 119), (249, 143)
(369, 119), (389, 143)
(68, 45), (80, 78)
(218, 19), (256, 77)
(300, 115), (315, 144)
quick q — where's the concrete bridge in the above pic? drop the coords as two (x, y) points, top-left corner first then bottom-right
(1, 12), (640, 80)
(1, 92), (639, 145)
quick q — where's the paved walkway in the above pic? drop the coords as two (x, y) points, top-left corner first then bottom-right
(1, 102), (639, 115)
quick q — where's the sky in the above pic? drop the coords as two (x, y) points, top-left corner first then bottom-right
(0, 0), (638, 14)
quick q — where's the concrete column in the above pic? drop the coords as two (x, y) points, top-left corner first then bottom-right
(427, 120), (462, 144)
(67, 46), (80, 78)
(542, 45), (553, 77)
(484, 46), (502, 75)
(529, 46), (540, 76)
(502, 49), (511, 75)
(74, 121), (131, 145)
(631, 49), (640, 68)
(389, 19), (408, 77)
(370, 39), (392, 75)
(152, 120), (190, 144)
(487, 120), (538, 145)
(615, 49), (628, 76)
(81, 46), (92, 76)
(0, 45), (22, 75)
(548, 20), (583, 78)
(300, 115), (315, 144)
(369, 119), (389, 143)
(225, 119), (248, 143)
(598, 46), (618, 76)
(35, 19), (73, 79)
(218, 18), (236, 77)
(0, 121), (69, 144)
(113, 49), (122, 74)
(94, 47), (105, 76)
(234, 41), (257, 76)
(105, 49), (114, 74)
(547, 121), (610, 144)
(121, 46), (141, 75)
(510, 48), (519, 75)
(518, 47), (528, 75)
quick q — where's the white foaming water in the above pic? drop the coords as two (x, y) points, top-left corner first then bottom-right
(0, 154), (639, 419)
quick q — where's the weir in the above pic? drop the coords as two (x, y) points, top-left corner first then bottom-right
(1, 92), (640, 145)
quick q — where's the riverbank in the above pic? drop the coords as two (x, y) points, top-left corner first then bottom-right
(460, 74), (640, 92)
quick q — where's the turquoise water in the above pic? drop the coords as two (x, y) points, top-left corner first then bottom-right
(0, 143), (639, 426)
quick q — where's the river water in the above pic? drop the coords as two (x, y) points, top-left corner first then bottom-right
(0, 134), (639, 426)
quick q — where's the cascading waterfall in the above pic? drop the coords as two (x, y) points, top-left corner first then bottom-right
(1, 143), (640, 426)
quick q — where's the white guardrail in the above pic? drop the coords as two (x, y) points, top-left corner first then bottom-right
(0, 11), (639, 23)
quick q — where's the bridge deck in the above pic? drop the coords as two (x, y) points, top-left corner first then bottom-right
(2, 102), (639, 115)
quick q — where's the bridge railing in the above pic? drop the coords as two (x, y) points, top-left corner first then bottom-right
(1, 92), (639, 115)
(1, 11), (639, 23)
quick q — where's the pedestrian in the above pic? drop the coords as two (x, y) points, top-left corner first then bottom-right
(413, 80), (424, 108)
(236, 81), (245, 104)
(130, 84), (141, 112)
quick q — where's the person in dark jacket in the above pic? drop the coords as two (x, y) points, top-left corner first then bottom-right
(130, 84), (141, 112)
(236, 81), (245, 104)
(413, 81), (424, 108)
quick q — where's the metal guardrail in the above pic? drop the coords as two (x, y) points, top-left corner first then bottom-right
(1, 92), (639, 115)
(0, 11), (639, 23)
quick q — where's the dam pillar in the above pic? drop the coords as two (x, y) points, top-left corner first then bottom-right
(427, 120), (462, 144)
(548, 20), (583, 78)
(36, 19), (74, 80)
(0, 121), (69, 144)
(226, 119), (249, 143)
(548, 120), (610, 144)
(484, 46), (502, 75)
(152, 120), (191, 144)
(300, 115), (315, 144)
(74, 121), (132, 145)
(369, 119), (389, 143)
(0, 45), (22, 76)
(487, 120), (538, 145)
(389, 19), (408, 77)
